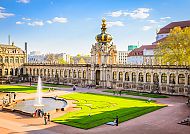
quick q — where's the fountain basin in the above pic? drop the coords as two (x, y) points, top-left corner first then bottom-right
(12, 97), (67, 114)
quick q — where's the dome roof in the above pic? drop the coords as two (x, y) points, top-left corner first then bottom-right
(95, 19), (112, 43)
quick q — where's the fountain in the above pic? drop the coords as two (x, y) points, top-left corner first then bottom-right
(34, 76), (44, 108)
(12, 76), (67, 115)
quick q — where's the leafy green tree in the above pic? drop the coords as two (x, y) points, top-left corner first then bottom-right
(155, 27), (190, 65)
(58, 58), (68, 64)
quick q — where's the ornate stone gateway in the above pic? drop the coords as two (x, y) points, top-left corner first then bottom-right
(95, 70), (100, 85)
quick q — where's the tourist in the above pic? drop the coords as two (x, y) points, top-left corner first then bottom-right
(47, 113), (50, 124)
(115, 116), (119, 126)
(73, 85), (76, 91)
(13, 93), (16, 100)
(44, 113), (47, 125)
(119, 90), (122, 96)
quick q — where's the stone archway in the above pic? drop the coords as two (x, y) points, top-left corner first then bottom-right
(96, 70), (100, 85)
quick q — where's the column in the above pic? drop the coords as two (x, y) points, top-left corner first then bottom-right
(167, 72), (170, 85)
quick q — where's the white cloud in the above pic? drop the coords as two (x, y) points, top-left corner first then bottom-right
(46, 20), (53, 24)
(160, 17), (171, 20)
(147, 19), (157, 24)
(107, 8), (151, 19)
(47, 17), (68, 24)
(124, 8), (151, 19)
(108, 10), (123, 17)
(16, 21), (25, 25)
(52, 17), (68, 23)
(107, 21), (125, 27)
(28, 21), (44, 26)
(22, 17), (31, 21)
(142, 25), (152, 31)
(0, 7), (14, 19)
(17, 0), (30, 4)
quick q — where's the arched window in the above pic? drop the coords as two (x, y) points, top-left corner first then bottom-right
(153, 73), (159, 83)
(40, 69), (43, 76)
(15, 68), (19, 76)
(33, 69), (35, 76)
(30, 68), (32, 75)
(0, 56), (3, 63)
(138, 72), (143, 82)
(5, 68), (8, 75)
(188, 75), (190, 85)
(20, 57), (24, 63)
(132, 72), (136, 82)
(60, 70), (62, 77)
(26, 68), (28, 74)
(146, 73), (151, 82)
(44, 69), (46, 76)
(113, 72), (117, 80)
(119, 72), (123, 80)
(78, 70), (81, 78)
(10, 57), (14, 63)
(169, 73), (175, 84)
(125, 72), (129, 81)
(37, 69), (39, 75)
(52, 69), (54, 76)
(178, 74), (185, 84)
(64, 70), (67, 77)
(83, 70), (86, 78)
(5, 57), (9, 63)
(69, 70), (71, 77)
(15, 57), (19, 63)
(20, 68), (23, 75)
(10, 68), (14, 75)
(161, 73), (167, 83)
(48, 69), (50, 76)
(73, 70), (76, 78)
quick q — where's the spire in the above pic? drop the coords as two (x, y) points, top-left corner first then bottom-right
(101, 18), (107, 34)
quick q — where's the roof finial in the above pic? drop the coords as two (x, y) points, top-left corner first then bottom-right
(101, 18), (107, 33)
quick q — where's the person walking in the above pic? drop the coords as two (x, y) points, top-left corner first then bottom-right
(115, 116), (119, 126)
(47, 113), (50, 124)
(44, 113), (47, 125)
(73, 85), (76, 91)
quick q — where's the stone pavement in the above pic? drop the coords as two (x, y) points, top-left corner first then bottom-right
(0, 84), (189, 134)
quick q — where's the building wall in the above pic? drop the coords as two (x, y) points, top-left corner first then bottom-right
(156, 33), (169, 41)
(23, 64), (190, 96)
(118, 51), (128, 64)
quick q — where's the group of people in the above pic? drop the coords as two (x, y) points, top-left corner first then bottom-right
(113, 90), (122, 96)
(73, 85), (76, 91)
(33, 109), (51, 125)
(48, 88), (55, 92)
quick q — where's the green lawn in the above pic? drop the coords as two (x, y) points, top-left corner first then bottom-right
(103, 89), (168, 98)
(34, 83), (71, 88)
(0, 85), (48, 93)
(53, 93), (166, 129)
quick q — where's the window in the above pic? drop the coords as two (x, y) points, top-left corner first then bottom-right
(20, 57), (24, 63)
(5, 57), (9, 63)
(138, 72), (143, 82)
(15, 57), (19, 63)
(113, 72), (117, 80)
(132, 72), (136, 82)
(188, 75), (190, 85)
(83, 70), (86, 79)
(169, 73), (175, 84)
(178, 74), (185, 84)
(146, 73), (151, 82)
(161, 73), (167, 83)
(10, 57), (14, 63)
(119, 72), (123, 81)
(78, 70), (81, 78)
(153, 73), (159, 83)
(0, 56), (3, 63)
(125, 72), (129, 81)
(73, 70), (76, 78)
(5, 69), (8, 75)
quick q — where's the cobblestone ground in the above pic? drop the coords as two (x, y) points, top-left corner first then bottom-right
(0, 84), (189, 134)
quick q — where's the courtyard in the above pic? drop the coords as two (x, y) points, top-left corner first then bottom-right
(0, 84), (189, 134)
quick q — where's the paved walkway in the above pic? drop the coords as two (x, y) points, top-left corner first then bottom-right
(0, 84), (189, 134)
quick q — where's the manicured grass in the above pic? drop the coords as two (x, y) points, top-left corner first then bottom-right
(53, 93), (166, 129)
(103, 89), (168, 98)
(34, 83), (71, 88)
(0, 85), (48, 93)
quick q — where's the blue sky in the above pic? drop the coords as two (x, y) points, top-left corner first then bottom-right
(0, 0), (190, 55)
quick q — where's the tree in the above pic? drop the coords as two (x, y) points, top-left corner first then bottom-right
(78, 58), (86, 64)
(58, 58), (68, 64)
(155, 27), (190, 65)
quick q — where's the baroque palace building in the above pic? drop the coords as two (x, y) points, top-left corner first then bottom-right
(0, 42), (26, 78)
(19, 19), (190, 96)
